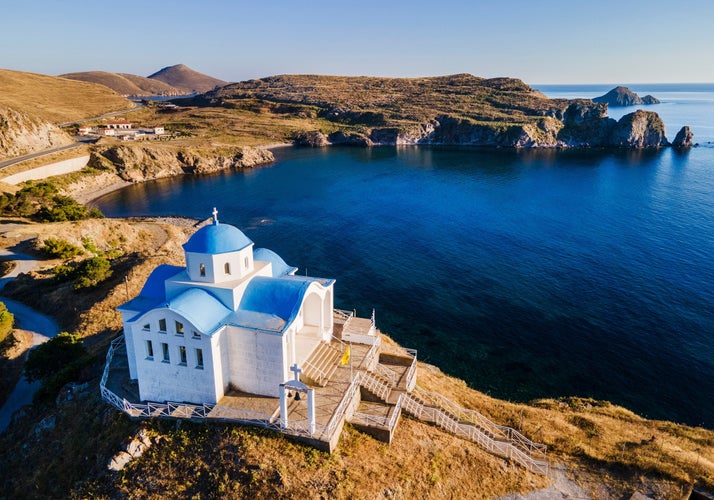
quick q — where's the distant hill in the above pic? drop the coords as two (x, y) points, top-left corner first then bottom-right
(61, 71), (182, 97)
(147, 64), (227, 94)
(0, 69), (133, 123)
(194, 74), (670, 148)
(593, 86), (660, 107)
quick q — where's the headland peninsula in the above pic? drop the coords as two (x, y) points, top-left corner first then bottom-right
(0, 65), (710, 499)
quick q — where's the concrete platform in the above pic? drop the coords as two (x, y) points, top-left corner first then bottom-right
(101, 332), (401, 452)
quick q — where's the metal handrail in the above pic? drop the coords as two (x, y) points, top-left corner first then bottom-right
(373, 362), (398, 386)
(401, 392), (548, 475)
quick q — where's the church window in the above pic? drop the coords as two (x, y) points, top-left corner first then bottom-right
(244, 257), (249, 269)
(158, 318), (167, 333)
(175, 321), (184, 335)
(161, 342), (169, 362)
(225, 262), (231, 275)
(196, 348), (204, 369)
(146, 340), (154, 359)
(199, 263), (206, 277)
(179, 345), (187, 365)
(192, 330), (201, 340)
(142, 323), (150, 331)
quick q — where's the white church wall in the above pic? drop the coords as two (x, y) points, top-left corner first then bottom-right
(185, 251), (217, 283)
(323, 286), (334, 341)
(227, 327), (286, 397)
(120, 311), (139, 379)
(132, 309), (219, 404)
(215, 329), (231, 400)
(303, 291), (322, 327)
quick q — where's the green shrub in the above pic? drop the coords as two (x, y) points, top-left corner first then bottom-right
(42, 238), (84, 259)
(52, 264), (75, 282)
(81, 237), (100, 255)
(0, 302), (14, 344)
(51, 256), (113, 289)
(72, 256), (113, 290)
(0, 181), (104, 221)
(25, 332), (86, 382)
(24, 332), (92, 401)
(36, 195), (104, 222)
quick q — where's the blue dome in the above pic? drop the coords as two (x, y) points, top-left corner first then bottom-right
(183, 223), (253, 254)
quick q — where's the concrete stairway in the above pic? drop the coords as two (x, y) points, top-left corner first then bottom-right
(302, 341), (343, 386)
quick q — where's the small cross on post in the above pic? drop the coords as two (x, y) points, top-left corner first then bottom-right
(212, 207), (219, 224)
(290, 363), (302, 382)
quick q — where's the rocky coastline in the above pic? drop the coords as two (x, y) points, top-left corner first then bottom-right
(295, 104), (688, 149)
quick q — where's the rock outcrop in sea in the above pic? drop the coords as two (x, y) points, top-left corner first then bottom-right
(672, 126), (695, 148)
(609, 110), (668, 147)
(593, 86), (660, 107)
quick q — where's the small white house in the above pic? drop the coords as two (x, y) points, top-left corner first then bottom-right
(118, 210), (335, 404)
(153, 126), (165, 135)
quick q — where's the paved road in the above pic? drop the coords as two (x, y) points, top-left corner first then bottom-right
(0, 137), (95, 171)
(0, 101), (142, 171)
(58, 101), (143, 128)
(0, 249), (60, 433)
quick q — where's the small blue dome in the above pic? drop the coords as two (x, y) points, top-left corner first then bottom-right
(253, 248), (297, 277)
(183, 222), (253, 254)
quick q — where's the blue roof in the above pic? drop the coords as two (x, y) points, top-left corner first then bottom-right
(117, 264), (181, 313)
(233, 276), (312, 332)
(139, 264), (182, 299)
(253, 248), (297, 277)
(183, 222), (253, 254)
(166, 288), (232, 334)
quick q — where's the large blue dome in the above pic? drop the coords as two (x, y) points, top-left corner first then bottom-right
(183, 222), (253, 254)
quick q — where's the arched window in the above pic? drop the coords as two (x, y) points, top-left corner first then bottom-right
(199, 263), (206, 277)
(225, 262), (231, 275)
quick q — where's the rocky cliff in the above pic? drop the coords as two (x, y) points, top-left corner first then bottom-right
(0, 107), (74, 160)
(609, 110), (668, 147)
(294, 103), (669, 149)
(672, 126), (695, 148)
(593, 86), (660, 107)
(90, 144), (274, 182)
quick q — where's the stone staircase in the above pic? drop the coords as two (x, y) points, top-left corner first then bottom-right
(302, 341), (344, 386)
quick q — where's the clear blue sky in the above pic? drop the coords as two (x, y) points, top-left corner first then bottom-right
(2, 0), (712, 84)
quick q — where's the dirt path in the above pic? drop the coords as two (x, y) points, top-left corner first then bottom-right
(0, 249), (61, 433)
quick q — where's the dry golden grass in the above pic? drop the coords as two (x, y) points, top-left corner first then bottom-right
(60, 71), (181, 97)
(119, 103), (331, 147)
(0, 69), (133, 123)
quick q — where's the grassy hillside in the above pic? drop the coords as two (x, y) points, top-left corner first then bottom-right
(148, 64), (228, 94)
(61, 71), (181, 96)
(0, 69), (133, 123)
(0, 218), (711, 499)
(200, 73), (567, 129)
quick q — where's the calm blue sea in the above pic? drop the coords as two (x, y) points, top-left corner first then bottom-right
(93, 85), (714, 428)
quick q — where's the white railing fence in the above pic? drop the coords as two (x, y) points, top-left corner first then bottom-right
(402, 389), (548, 475)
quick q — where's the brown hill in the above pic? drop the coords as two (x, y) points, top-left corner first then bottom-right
(0, 69), (133, 123)
(148, 64), (227, 94)
(61, 71), (182, 96)
(196, 74), (670, 148)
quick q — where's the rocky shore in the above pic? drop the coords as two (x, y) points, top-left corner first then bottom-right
(295, 104), (687, 149)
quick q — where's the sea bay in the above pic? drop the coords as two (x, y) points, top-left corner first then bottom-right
(94, 86), (714, 428)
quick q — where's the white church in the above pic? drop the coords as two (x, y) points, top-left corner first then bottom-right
(118, 209), (335, 404)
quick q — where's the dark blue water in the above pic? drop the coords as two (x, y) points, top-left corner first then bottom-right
(94, 87), (714, 428)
